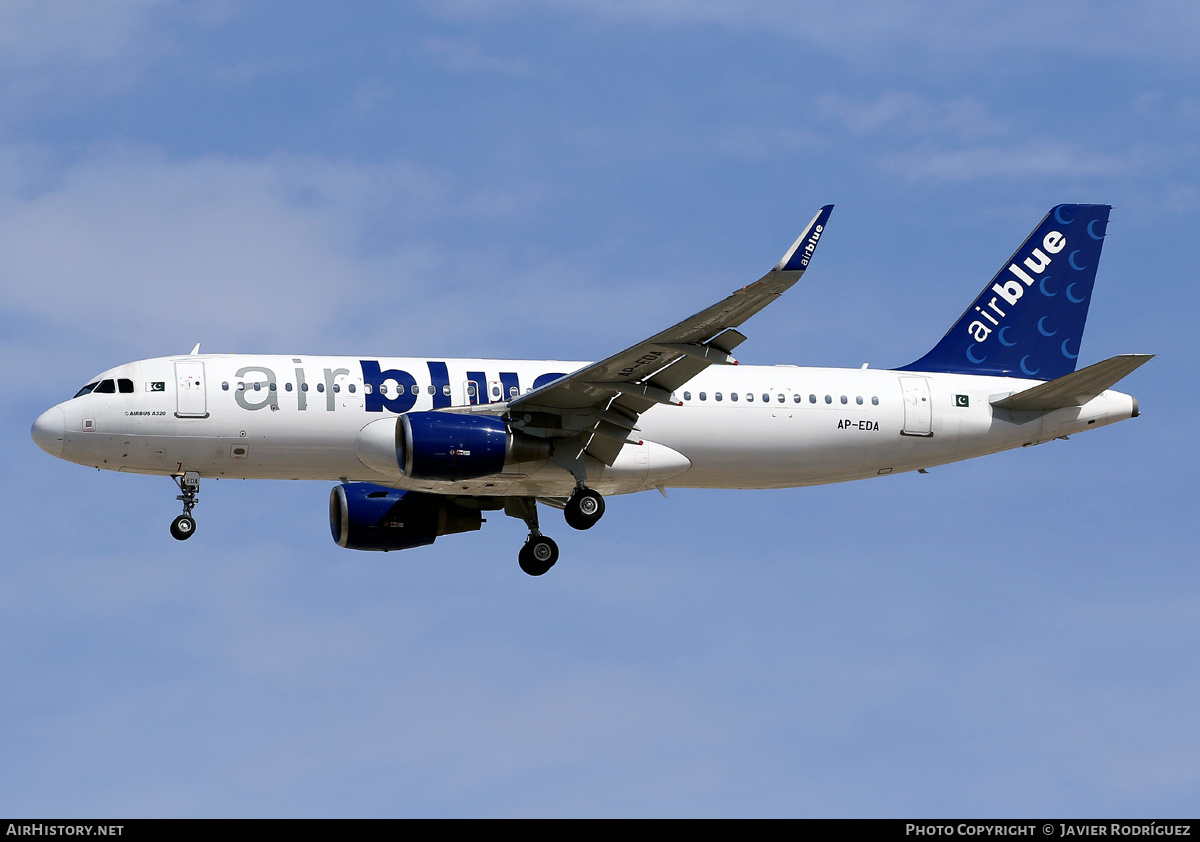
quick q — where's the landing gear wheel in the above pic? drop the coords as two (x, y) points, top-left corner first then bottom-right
(564, 488), (605, 530)
(519, 535), (559, 576)
(170, 514), (196, 541)
(171, 472), (201, 542)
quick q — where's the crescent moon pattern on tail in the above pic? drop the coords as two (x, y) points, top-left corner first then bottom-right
(896, 204), (1110, 382)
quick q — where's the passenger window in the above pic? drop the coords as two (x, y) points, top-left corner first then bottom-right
(467, 383), (476, 397)
(491, 385), (501, 398)
(118, 379), (134, 393)
(509, 386), (519, 397)
(683, 391), (691, 401)
(715, 392), (723, 401)
(730, 392), (738, 401)
(793, 394), (801, 403)
(442, 385), (451, 397)
(856, 396), (863, 405)
(253, 383), (261, 391)
(287, 383), (294, 392)
(872, 396), (879, 405)
(825, 395), (832, 404)
(269, 383), (277, 392)
(747, 393), (753, 402)
(778, 394), (785, 403)
(333, 384), (340, 393)
(301, 383), (308, 392)
(411, 385), (419, 395)
(809, 394), (817, 404)
(427, 385), (435, 395)
(317, 383), (324, 393)
(221, 382), (229, 391)
(237, 383), (245, 391)
(94, 380), (116, 394)
(699, 392), (707, 401)
(840, 395), (847, 404)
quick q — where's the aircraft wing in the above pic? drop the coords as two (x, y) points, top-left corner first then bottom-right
(501, 204), (834, 465)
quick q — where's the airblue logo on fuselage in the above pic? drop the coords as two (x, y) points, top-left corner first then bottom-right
(965, 229), (1066, 345)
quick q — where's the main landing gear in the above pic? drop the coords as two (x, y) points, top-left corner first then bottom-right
(170, 471), (200, 541)
(519, 534), (559, 577)
(505, 486), (606, 576)
(564, 486), (605, 530)
(505, 496), (559, 576)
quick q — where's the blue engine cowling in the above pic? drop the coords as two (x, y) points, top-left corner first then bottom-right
(329, 483), (487, 551)
(398, 411), (510, 481)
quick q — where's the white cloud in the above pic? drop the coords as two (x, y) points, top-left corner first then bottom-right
(419, 35), (533, 78)
(883, 141), (1125, 181)
(0, 0), (177, 111)
(0, 142), (644, 388)
(432, 0), (1200, 66)
(0, 147), (370, 356)
(817, 93), (1007, 141)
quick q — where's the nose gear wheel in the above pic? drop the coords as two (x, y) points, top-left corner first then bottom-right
(170, 472), (200, 541)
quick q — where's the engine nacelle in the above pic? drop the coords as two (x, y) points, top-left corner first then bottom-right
(400, 412), (509, 481)
(357, 411), (551, 481)
(329, 482), (487, 551)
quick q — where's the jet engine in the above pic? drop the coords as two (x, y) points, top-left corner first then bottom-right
(356, 411), (550, 481)
(329, 482), (494, 551)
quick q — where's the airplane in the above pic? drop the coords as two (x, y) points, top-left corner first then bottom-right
(31, 203), (1151, 576)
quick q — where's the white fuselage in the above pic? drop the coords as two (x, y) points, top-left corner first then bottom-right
(37, 353), (1138, 498)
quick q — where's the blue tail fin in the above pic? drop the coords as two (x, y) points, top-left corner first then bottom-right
(898, 204), (1111, 381)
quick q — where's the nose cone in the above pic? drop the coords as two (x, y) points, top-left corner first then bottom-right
(32, 406), (65, 458)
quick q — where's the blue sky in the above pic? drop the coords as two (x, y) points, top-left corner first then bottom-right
(2, 0), (1197, 817)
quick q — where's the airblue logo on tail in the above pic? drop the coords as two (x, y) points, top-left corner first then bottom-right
(898, 204), (1111, 381)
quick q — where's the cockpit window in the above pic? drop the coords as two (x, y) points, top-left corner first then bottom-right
(73, 382), (99, 398)
(118, 378), (134, 394)
(93, 379), (116, 394)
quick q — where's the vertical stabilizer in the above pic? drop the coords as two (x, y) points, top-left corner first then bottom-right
(899, 204), (1111, 380)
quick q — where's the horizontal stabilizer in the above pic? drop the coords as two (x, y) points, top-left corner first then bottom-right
(990, 354), (1153, 411)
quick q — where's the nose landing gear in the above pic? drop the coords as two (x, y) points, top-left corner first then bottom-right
(170, 472), (200, 541)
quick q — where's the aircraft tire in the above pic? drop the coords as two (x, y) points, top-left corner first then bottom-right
(170, 515), (196, 541)
(564, 488), (605, 530)
(519, 535), (559, 576)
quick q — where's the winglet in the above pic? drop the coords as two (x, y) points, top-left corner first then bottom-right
(777, 204), (834, 272)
